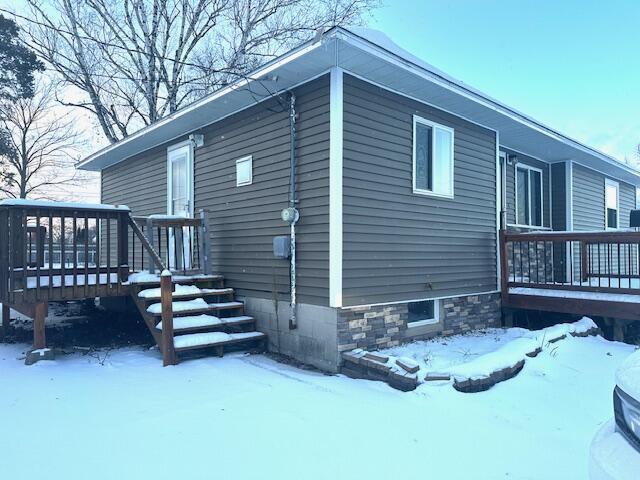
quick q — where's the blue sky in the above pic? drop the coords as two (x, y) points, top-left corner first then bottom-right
(370, 0), (640, 162)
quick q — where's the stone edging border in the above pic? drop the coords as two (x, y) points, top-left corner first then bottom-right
(341, 327), (601, 393)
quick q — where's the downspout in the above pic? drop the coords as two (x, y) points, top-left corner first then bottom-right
(288, 92), (298, 330)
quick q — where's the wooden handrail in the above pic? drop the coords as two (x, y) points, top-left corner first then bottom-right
(132, 215), (202, 228)
(160, 271), (176, 366)
(127, 214), (166, 272)
(501, 227), (640, 296)
(503, 230), (640, 243)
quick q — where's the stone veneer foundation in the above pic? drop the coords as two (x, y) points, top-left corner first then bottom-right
(337, 293), (501, 353)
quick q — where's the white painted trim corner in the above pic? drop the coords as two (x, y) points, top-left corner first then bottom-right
(329, 67), (344, 308)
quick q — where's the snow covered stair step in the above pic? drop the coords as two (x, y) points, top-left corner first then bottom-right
(173, 331), (265, 350)
(146, 298), (209, 314)
(138, 285), (233, 300)
(157, 314), (254, 331)
(138, 284), (202, 298)
(207, 301), (244, 310)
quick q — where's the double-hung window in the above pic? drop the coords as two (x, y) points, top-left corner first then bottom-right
(605, 179), (619, 229)
(412, 116), (454, 198)
(515, 164), (543, 227)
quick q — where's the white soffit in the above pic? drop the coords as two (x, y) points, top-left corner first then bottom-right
(80, 27), (640, 187)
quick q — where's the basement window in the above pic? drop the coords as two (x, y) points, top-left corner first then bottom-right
(236, 156), (253, 186)
(407, 300), (439, 327)
(412, 116), (454, 198)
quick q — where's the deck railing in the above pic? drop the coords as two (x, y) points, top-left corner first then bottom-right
(500, 229), (640, 298)
(0, 202), (133, 304)
(0, 201), (210, 306)
(130, 210), (211, 275)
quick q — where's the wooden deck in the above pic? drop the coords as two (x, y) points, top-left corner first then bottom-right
(500, 229), (640, 321)
(0, 200), (268, 366)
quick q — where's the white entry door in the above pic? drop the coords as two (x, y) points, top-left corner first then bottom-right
(167, 143), (193, 270)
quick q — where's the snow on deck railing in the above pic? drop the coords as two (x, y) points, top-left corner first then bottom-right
(0, 199), (130, 211)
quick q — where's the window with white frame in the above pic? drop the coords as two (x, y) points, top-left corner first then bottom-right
(635, 187), (640, 209)
(412, 116), (454, 198)
(236, 156), (253, 186)
(407, 300), (439, 327)
(605, 179), (619, 229)
(515, 164), (543, 227)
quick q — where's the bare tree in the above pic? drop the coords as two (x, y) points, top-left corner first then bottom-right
(0, 79), (83, 199)
(18, 0), (376, 143)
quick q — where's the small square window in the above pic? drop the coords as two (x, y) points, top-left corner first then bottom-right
(407, 300), (439, 327)
(236, 156), (252, 186)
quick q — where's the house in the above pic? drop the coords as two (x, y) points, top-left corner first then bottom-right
(75, 27), (640, 371)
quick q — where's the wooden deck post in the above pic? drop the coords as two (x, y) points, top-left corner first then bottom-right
(33, 302), (48, 350)
(160, 272), (177, 366)
(117, 212), (129, 283)
(499, 229), (509, 305)
(580, 241), (589, 282)
(146, 217), (156, 273)
(2, 304), (10, 337)
(199, 209), (212, 275)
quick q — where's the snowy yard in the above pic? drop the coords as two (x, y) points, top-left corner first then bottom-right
(0, 329), (635, 479)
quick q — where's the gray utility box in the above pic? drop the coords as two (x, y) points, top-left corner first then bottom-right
(273, 236), (291, 259)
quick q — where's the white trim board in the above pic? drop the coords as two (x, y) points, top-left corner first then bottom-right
(329, 67), (344, 308)
(341, 290), (501, 310)
(496, 131), (502, 291)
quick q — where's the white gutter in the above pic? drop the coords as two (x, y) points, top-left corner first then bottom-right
(78, 37), (325, 170)
(332, 27), (640, 182)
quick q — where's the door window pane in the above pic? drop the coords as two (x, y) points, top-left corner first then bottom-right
(171, 156), (188, 215)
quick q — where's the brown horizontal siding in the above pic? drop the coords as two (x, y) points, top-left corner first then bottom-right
(102, 75), (330, 305)
(341, 74), (498, 306)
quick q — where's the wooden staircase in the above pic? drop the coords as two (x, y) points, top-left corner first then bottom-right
(129, 274), (266, 365)
(0, 201), (266, 366)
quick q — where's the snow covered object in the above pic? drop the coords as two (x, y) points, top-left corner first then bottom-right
(589, 349), (640, 479)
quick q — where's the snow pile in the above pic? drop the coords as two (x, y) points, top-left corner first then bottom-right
(146, 298), (208, 314)
(376, 318), (600, 384)
(0, 328), (633, 479)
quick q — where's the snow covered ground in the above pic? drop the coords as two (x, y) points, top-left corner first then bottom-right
(0, 331), (636, 479)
